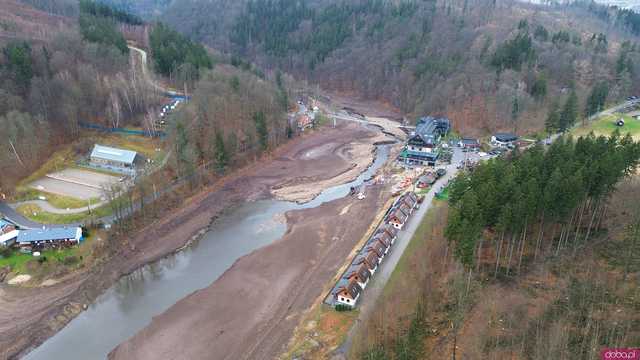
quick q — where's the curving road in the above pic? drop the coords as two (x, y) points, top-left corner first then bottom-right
(8, 200), (107, 215)
(0, 45), (184, 229)
(0, 201), (47, 229)
(127, 45), (185, 97)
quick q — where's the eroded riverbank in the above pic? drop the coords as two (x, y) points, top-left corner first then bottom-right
(110, 184), (390, 360)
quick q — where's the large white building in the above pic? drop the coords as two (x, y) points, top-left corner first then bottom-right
(90, 144), (139, 171)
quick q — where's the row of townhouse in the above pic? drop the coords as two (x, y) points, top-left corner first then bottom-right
(333, 192), (419, 308)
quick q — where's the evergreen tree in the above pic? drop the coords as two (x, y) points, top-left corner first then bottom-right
(559, 91), (578, 131)
(545, 101), (560, 133)
(214, 130), (228, 171)
(2, 42), (33, 91)
(149, 22), (213, 78)
(529, 74), (548, 101)
(253, 111), (269, 151)
(533, 25), (549, 42)
(79, 14), (129, 54)
(174, 121), (196, 178)
(585, 82), (609, 116)
(445, 132), (640, 273)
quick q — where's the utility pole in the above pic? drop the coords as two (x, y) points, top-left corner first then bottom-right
(452, 321), (457, 360)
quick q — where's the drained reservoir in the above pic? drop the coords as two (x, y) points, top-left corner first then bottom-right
(24, 144), (390, 360)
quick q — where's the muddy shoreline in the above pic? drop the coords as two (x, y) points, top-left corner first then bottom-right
(0, 122), (383, 360)
(109, 183), (389, 360)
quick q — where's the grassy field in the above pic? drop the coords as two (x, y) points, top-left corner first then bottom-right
(382, 200), (445, 298)
(0, 231), (100, 277)
(435, 186), (449, 201)
(97, 133), (165, 161)
(281, 305), (359, 360)
(16, 203), (112, 224)
(15, 131), (163, 187)
(572, 114), (640, 140)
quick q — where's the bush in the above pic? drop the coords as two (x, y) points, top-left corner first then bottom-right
(0, 246), (13, 258)
(335, 304), (353, 312)
(62, 255), (79, 266)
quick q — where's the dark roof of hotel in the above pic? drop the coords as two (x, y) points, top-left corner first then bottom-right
(460, 138), (480, 145)
(493, 133), (518, 142)
(410, 116), (451, 146)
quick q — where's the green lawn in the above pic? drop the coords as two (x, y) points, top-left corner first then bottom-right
(572, 114), (640, 140)
(0, 233), (97, 275)
(0, 251), (33, 274)
(98, 132), (164, 159)
(435, 186), (449, 201)
(16, 203), (112, 224)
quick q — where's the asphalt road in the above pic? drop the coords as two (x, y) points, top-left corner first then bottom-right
(0, 201), (53, 229)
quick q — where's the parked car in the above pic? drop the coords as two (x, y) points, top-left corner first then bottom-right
(436, 168), (447, 178)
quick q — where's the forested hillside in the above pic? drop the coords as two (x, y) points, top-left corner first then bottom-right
(351, 133), (640, 360)
(159, 0), (640, 135)
(1, 0), (295, 195)
(148, 22), (212, 86)
(169, 63), (291, 178)
(0, 0), (161, 192)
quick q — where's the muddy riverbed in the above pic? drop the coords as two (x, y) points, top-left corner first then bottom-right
(1, 122), (392, 360)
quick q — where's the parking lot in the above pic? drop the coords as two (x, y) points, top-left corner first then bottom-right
(29, 168), (123, 200)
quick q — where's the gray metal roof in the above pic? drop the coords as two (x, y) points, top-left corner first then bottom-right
(493, 133), (518, 142)
(413, 116), (450, 145)
(17, 227), (81, 243)
(90, 144), (137, 165)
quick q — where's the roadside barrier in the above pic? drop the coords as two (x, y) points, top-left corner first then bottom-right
(78, 122), (167, 138)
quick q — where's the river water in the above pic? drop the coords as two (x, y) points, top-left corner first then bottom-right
(24, 144), (390, 360)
